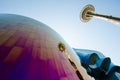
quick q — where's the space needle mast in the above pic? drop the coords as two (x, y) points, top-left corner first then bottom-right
(80, 4), (120, 26)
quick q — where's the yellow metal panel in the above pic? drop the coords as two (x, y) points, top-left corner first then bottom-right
(0, 30), (16, 45)
(5, 37), (19, 47)
(4, 47), (23, 63)
(29, 32), (35, 39)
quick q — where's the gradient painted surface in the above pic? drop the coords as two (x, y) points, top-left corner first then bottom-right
(0, 14), (82, 80)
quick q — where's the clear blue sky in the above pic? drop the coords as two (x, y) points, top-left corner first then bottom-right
(0, 0), (120, 65)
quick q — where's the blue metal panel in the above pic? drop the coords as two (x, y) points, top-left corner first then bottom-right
(73, 48), (120, 80)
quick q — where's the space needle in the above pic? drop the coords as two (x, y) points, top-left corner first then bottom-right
(80, 4), (120, 26)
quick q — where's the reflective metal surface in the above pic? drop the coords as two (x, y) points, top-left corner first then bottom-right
(74, 49), (120, 80)
(0, 14), (93, 80)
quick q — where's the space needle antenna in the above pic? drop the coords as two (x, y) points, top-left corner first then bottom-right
(80, 4), (120, 26)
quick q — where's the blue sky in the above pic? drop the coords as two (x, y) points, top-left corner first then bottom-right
(0, 0), (120, 65)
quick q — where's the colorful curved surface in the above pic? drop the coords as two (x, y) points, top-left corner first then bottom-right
(0, 14), (81, 80)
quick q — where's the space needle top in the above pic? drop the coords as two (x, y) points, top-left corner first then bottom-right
(80, 4), (120, 26)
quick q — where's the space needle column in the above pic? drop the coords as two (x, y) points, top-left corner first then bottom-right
(80, 4), (120, 26)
